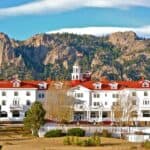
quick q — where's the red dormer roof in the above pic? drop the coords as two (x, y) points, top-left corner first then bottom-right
(0, 80), (51, 90)
(70, 79), (150, 90)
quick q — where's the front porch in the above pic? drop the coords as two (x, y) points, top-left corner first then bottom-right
(73, 111), (112, 123)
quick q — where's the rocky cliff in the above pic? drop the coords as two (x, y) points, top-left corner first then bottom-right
(0, 32), (149, 80)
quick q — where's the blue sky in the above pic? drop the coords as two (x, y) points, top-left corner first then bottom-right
(0, 0), (150, 40)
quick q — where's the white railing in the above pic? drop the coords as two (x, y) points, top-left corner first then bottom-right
(10, 104), (24, 111)
(38, 124), (150, 138)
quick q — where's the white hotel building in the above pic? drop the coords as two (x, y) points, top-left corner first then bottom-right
(68, 64), (150, 126)
(0, 79), (49, 122)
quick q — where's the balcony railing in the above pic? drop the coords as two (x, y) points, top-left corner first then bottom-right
(10, 104), (24, 111)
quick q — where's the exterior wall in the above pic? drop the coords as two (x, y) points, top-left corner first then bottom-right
(69, 87), (150, 123)
(0, 88), (46, 122)
(128, 89), (150, 122)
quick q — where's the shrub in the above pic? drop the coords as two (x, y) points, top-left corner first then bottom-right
(92, 135), (101, 146)
(63, 136), (101, 147)
(101, 129), (112, 137)
(143, 141), (150, 149)
(44, 129), (64, 137)
(81, 136), (101, 146)
(63, 136), (71, 145)
(75, 137), (83, 146)
(67, 128), (85, 137)
(82, 138), (95, 146)
(63, 136), (82, 146)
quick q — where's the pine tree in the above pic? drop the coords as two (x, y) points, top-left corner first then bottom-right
(23, 101), (46, 136)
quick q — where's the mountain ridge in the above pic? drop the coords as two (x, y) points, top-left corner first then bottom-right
(0, 31), (150, 81)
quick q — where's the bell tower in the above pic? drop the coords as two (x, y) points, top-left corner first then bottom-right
(71, 62), (82, 80)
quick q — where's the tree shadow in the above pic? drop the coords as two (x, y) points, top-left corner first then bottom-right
(100, 142), (122, 147)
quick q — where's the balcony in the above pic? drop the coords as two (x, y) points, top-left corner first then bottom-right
(10, 104), (24, 111)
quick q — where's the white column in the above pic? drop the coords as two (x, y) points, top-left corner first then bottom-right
(99, 111), (102, 122)
(87, 111), (90, 122)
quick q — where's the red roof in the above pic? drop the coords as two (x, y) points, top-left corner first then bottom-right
(0, 78), (149, 91)
(0, 80), (51, 89)
(70, 79), (150, 90)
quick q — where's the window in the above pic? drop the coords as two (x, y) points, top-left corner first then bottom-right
(38, 82), (47, 89)
(41, 93), (45, 98)
(143, 100), (150, 105)
(76, 75), (78, 79)
(142, 82), (149, 88)
(132, 92), (136, 96)
(112, 94), (116, 98)
(2, 91), (6, 96)
(14, 91), (18, 96)
(12, 111), (20, 117)
(132, 100), (136, 105)
(13, 82), (20, 88)
(144, 91), (148, 96)
(39, 93), (45, 99)
(102, 112), (108, 118)
(93, 83), (102, 89)
(90, 112), (97, 118)
(2, 100), (6, 106)
(142, 111), (150, 117)
(109, 83), (118, 89)
(13, 100), (19, 105)
(93, 102), (99, 106)
(116, 94), (119, 98)
(26, 92), (31, 96)
(131, 111), (138, 117)
(26, 100), (31, 106)
(105, 93), (107, 97)
(75, 93), (83, 98)
(93, 93), (100, 98)
(0, 111), (8, 117)
(105, 101), (107, 106)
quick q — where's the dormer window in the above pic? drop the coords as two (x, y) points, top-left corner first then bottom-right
(54, 82), (63, 89)
(38, 82), (47, 89)
(142, 81), (149, 88)
(12, 79), (21, 88)
(93, 82), (102, 90)
(109, 83), (118, 90)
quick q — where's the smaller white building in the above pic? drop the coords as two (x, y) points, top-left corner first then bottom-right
(0, 79), (49, 122)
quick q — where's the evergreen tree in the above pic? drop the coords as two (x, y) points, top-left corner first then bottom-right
(23, 101), (46, 136)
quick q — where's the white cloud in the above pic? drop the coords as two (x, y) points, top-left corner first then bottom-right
(47, 26), (150, 38)
(0, 0), (149, 17)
